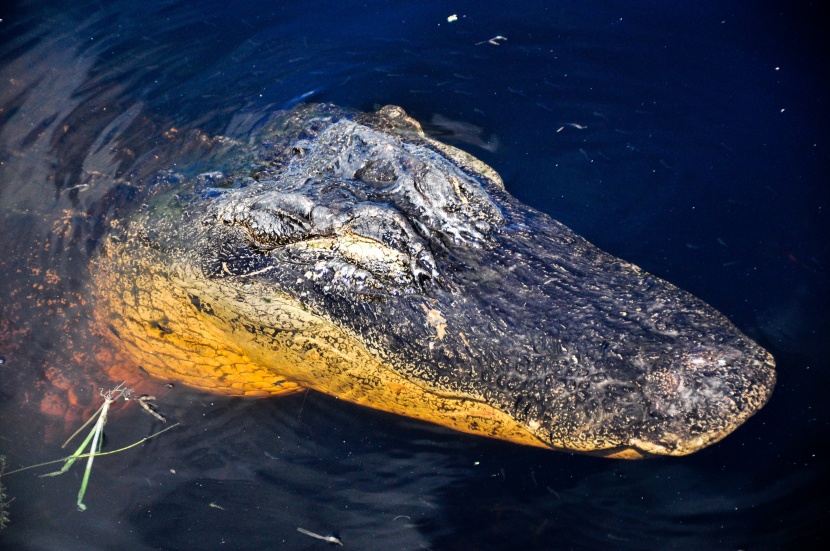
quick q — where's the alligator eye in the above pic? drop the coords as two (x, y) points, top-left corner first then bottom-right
(354, 159), (398, 186)
(202, 241), (272, 278)
(282, 234), (431, 295)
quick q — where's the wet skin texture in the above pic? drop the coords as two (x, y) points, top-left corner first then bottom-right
(92, 104), (775, 458)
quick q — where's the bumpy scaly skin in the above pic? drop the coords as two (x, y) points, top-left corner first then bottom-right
(91, 104), (776, 458)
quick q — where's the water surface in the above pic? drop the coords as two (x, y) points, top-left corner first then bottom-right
(1, 1), (827, 549)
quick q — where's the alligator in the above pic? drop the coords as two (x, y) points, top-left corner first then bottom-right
(91, 104), (775, 459)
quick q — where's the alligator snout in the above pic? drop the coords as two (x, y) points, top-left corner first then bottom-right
(626, 342), (776, 456)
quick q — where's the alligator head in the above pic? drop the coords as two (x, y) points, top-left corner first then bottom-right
(92, 104), (775, 458)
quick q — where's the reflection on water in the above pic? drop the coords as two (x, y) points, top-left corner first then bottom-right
(1, 0), (827, 549)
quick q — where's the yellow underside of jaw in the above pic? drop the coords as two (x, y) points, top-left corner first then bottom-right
(90, 240), (551, 450)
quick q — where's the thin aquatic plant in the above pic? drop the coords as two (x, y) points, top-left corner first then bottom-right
(3, 383), (179, 512)
(0, 455), (10, 531)
(42, 383), (130, 510)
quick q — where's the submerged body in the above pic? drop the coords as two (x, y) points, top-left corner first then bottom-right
(92, 104), (775, 458)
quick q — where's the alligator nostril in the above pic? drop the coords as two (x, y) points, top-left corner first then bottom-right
(645, 365), (683, 405)
(415, 270), (432, 288)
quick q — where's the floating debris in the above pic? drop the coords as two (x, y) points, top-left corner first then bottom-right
(297, 527), (343, 546)
(137, 394), (166, 422)
(476, 35), (507, 46)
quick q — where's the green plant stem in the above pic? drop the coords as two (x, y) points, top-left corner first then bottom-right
(3, 423), (181, 477)
(76, 397), (111, 511)
(62, 402), (106, 449)
(41, 411), (102, 478)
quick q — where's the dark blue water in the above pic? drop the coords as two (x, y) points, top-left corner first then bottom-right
(1, 1), (827, 549)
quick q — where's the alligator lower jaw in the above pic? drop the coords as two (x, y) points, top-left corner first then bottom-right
(604, 431), (732, 458)
(569, 429), (738, 459)
(590, 447), (651, 460)
(583, 442), (702, 459)
(626, 435), (719, 457)
(89, 253), (554, 449)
